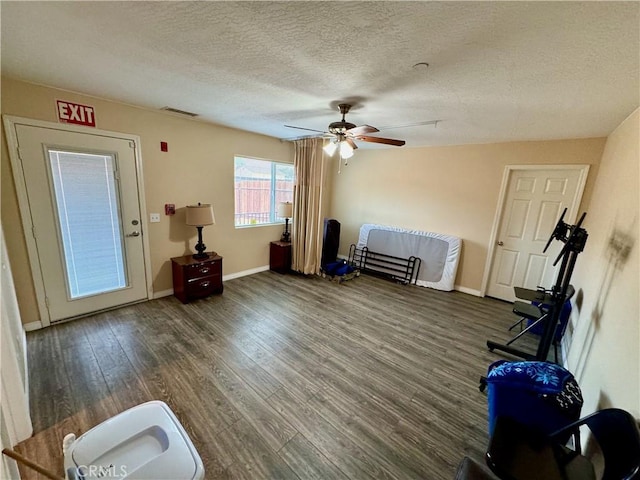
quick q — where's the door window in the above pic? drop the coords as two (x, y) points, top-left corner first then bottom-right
(48, 149), (127, 298)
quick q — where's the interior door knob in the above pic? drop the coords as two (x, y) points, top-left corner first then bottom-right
(126, 231), (140, 237)
(497, 241), (504, 246)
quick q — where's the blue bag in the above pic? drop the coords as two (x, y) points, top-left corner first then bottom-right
(323, 260), (354, 277)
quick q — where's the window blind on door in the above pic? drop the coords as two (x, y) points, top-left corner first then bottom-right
(48, 150), (127, 299)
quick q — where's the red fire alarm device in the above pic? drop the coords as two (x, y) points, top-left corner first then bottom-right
(165, 204), (175, 215)
(160, 141), (168, 152)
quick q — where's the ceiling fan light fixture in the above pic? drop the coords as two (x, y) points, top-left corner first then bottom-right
(323, 141), (338, 156)
(288, 102), (407, 156)
(339, 141), (354, 159)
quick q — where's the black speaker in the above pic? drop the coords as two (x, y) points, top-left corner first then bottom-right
(321, 218), (340, 268)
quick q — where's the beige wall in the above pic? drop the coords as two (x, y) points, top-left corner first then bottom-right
(565, 108), (639, 416)
(2, 78), (637, 419)
(1, 78), (293, 324)
(328, 138), (605, 292)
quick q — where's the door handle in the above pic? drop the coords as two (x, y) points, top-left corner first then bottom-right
(126, 231), (140, 237)
(497, 241), (504, 246)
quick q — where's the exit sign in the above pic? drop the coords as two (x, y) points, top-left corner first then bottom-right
(56, 100), (96, 127)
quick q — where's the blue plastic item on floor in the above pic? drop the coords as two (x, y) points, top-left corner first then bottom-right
(323, 260), (354, 277)
(486, 360), (583, 436)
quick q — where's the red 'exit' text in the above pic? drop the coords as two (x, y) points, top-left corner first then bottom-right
(56, 100), (96, 127)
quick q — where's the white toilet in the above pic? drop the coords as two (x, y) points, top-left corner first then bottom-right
(63, 401), (204, 480)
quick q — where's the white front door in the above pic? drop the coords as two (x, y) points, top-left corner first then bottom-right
(11, 122), (148, 323)
(486, 167), (589, 302)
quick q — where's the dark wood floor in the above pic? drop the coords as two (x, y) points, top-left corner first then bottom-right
(18, 271), (534, 479)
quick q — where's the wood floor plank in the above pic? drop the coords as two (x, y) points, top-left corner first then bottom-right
(258, 353), (322, 401)
(267, 388), (393, 480)
(207, 419), (300, 480)
(273, 345), (410, 434)
(53, 322), (120, 429)
(244, 275), (450, 391)
(19, 271), (530, 479)
(195, 351), (298, 452)
(26, 328), (75, 432)
(162, 357), (242, 435)
(202, 338), (283, 400)
(307, 391), (432, 477)
(169, 302), (285, 399)
(279, 433), (349, 480)
(224, 280), (426, 406)
(80, 314), (155, 413)
(185, 295), (287, 362)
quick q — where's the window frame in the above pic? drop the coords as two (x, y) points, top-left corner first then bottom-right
(233, 155), (294, 228)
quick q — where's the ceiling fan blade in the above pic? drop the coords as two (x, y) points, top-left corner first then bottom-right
(345, 137), (358, 150)
(284, 125), (326, 134)
(356, 135), (406, 146)
(346, 124), (379, 136)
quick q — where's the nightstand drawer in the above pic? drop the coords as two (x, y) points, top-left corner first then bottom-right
(184, 260), (221, 280)
(187, 275), (221, 297)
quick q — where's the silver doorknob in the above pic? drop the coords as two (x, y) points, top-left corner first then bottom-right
(126, 231), (140, 237)
(497, 241), (504, 246)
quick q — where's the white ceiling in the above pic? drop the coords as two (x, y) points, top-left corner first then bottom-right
(1, 1), (638, 148)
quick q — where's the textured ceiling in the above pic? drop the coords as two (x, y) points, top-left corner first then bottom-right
(1, 1), (639, 148)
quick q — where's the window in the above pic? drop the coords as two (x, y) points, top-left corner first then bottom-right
(234, 156), (294, 227)
(49, 149), (127, 298)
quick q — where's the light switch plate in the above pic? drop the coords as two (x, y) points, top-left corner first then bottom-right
(150, 213), (160, 223)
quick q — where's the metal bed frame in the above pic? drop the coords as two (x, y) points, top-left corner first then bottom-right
(348, 244), (421, 285)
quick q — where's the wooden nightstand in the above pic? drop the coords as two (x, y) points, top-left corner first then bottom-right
(270, 241), (292, 274)
(171, 253), (223, 304)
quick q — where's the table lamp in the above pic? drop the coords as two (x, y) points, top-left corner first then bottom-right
(186, 203), (215, 259)
(278, 202), (293, 243)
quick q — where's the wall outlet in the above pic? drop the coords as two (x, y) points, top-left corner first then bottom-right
(150, 213), (160, 223)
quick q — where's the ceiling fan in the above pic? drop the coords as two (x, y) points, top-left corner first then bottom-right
(285, 103), (407, 161)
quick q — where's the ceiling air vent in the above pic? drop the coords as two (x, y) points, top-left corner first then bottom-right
(160, 106), (198, 117)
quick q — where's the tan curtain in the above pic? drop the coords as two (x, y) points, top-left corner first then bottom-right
(292, 138), (326, 274)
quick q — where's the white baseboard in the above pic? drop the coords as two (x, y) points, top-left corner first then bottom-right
(454, 285), (482, 297)
(23, 321), (43, 332)
(223, 265), (270, 281)
(151, 266), (269, 299)
(152, 289), (174, 299)
(152, 263), (480, 297)
(336, 256), (482, 297)
(24, 271), (269, 328)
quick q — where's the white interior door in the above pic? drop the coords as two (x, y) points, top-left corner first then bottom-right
(13, 123), (148, 322)
(486, 167), (588, 301)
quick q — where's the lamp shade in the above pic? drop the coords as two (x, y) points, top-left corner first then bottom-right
(339, 141), (354, 159)
(186, 203), (215, 226)
(323, 141), (337, 156)
(278, 202), (293, 218)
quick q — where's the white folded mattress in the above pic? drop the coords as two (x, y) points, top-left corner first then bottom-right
(357, 224), (461, 291)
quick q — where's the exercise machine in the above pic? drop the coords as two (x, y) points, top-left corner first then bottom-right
(486, 209), (588, 362)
